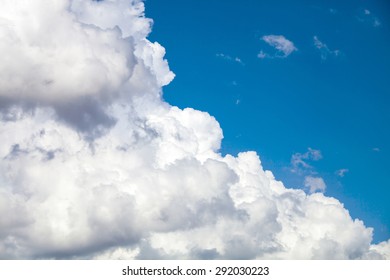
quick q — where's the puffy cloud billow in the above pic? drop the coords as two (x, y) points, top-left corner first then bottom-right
(0, 0), (389, 260)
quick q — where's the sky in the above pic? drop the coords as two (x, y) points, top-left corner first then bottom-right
(145, 0), (390, 243)
(0, 0), (389, 260)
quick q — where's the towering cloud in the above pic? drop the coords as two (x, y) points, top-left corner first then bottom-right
(0, 0), (389, 259)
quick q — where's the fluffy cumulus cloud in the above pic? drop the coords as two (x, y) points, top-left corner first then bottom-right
(0, 0), (389, 260)
(0, 0), (134, 103)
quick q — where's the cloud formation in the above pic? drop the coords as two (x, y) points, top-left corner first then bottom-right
(259, 35), (297, 58)
(216, 53), (244, 65)
(313, 36), (340, 60)
(0, 0), (389, 260)
(358, 9), (381, 27)
(336, 169), (349, 177)
(0, 0), (134, 103)
(304, 176), (326, 193)
(291, 148), (322, 173)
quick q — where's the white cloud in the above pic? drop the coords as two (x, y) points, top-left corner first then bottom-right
(336, 169), (349, 177)
(313, 36), (340, 60)
(304, 176), (327, 193)
(216, 53), (244, 65)
(257, 50), (269, 59)
(368, 240), (390, 259)
(0, 0), (138, 104)
(261, 35), (297, 58)
(235, 57), (243, 64)
(358, 8), (381, 27)
(0, 0), (388, 260)
(291, 148), (322, 173)
(373, 18), (381, 27)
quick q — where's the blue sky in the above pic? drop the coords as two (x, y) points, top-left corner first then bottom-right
(145, 0), (390, 243)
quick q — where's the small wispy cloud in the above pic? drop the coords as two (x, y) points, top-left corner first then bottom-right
(373, 147), (381, 152)
(304, 176), (327, 193)
(313, 36), (340, 60)
(373, 18), (381, 27)
(291, 147), (322, 173)
(234, 57), (243, 64)
(216, 53), (244, 65)
(336, 168), (349, 177)
(259, 35), (297, 59)
(257, 50), (269, 59)
(358, 8), (381, 27)
(290, 148), (326, 194)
